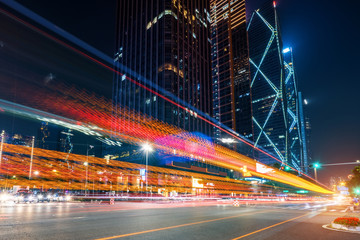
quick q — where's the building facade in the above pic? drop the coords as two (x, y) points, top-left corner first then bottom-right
(247, 1), (289, 166)
(298, 92), (309, 173)
(210, 0), (253, 147)
(283, 47), (303, 173)
(113, 0), (212, 136)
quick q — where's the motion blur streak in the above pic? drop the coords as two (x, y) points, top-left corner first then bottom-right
(0, 81), (332, 194)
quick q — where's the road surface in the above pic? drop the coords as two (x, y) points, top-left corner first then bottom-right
(0, 201), (359, 240)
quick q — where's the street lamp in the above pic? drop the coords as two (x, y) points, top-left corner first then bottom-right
(85, 145), (94, 196)
(29, 136), (35, 179)
(312, 162), (321, 181)
(141, 143), (153, 196)
(0, 130), (4, 170)
(84, 162), (88, 196)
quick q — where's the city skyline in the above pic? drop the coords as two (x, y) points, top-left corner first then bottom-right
(2, 0), (360, 184)
(0, 1), (359, 239)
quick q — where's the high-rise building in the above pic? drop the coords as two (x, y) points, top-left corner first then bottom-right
(283, 47), (303, 173)
(298, 92), (309, 173)
(247, 1), (289, 166)
(210, 0), (253, 148)
(113, 0), (212, 136)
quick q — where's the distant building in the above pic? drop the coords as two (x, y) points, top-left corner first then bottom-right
(305, 116), (312, 163)
(247, 1), (289, 166)
(298, 92), (309, 173)
(210, 0), (253, 153)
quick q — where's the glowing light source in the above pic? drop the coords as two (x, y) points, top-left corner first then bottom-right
(304, 99), (308, 105)
(141, 143), (153, 152)
(282, 48), (290, 53)
(220, 138), (236, 144)
(313, 163), (321, 169)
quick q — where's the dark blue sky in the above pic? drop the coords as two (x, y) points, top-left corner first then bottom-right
(9, 0), (360, 183)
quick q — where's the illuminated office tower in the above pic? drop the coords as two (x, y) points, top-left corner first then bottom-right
(283, 47), (302, 173)
(113, 0), (212, 136)
(247, 1), (289, 166)
(210, 0), (253, 151)
(298, 92), (309, 173)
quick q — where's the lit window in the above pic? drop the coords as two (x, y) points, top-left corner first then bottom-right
(158, 64), (184, 78)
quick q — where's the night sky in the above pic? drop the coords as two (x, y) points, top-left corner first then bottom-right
(4, 0), (360, 184)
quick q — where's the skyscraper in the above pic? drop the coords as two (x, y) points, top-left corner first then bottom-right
(247, 1), (289, 166)
(210, 0), (253, 147)
(113, 0), (212, 136)
(283, 47), (303, 173)
(298, 92), (309, 173)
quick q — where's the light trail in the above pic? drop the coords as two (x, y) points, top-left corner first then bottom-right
(1, 143), (293, 196)
(0, 81), (332, 193)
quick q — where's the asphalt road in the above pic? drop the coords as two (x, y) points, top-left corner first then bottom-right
(0, 201), (359, 240)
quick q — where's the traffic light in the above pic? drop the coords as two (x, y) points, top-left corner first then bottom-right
(285, 166), (291, 171)
(355, 188), (360, 195)
(313, 163), (321, 168)
(309, 163), (321, 169)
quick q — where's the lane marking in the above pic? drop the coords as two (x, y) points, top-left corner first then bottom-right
(94, 209), (273, 240)
(232, 212), (311, 240)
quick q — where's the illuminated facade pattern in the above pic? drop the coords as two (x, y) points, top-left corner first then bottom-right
(247, 1), (289, 166)
(113, 0), (212, 135)
(283, 48), (302, 173)
(298, 92), (308, 173)
(210, 0), (253, 153)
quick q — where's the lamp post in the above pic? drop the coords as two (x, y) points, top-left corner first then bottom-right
(85, 145), (93, 196)
(313, 163), (320, 181)
(0, 130), (4, 170)
(0, 130), (4, 182)
(84, 162), (88, 196)
(29, 136), (35, 179)
(141, 143), (153, 196)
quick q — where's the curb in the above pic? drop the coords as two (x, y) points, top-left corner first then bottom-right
(322, 224), (360, 234)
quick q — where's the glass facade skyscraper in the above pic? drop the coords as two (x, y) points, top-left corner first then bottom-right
(298, 92), (309, 173)
(210, 0), (253, 154)
(113, 0), (212, 136)
(247, 1), (289, 166)
(283, 47), (303, 173)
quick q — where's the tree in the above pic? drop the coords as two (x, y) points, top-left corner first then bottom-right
(347, 165), (360, 196)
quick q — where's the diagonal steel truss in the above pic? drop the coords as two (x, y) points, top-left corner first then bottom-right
(248, 9), (288, 165)
(284, 48), (303, 173)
